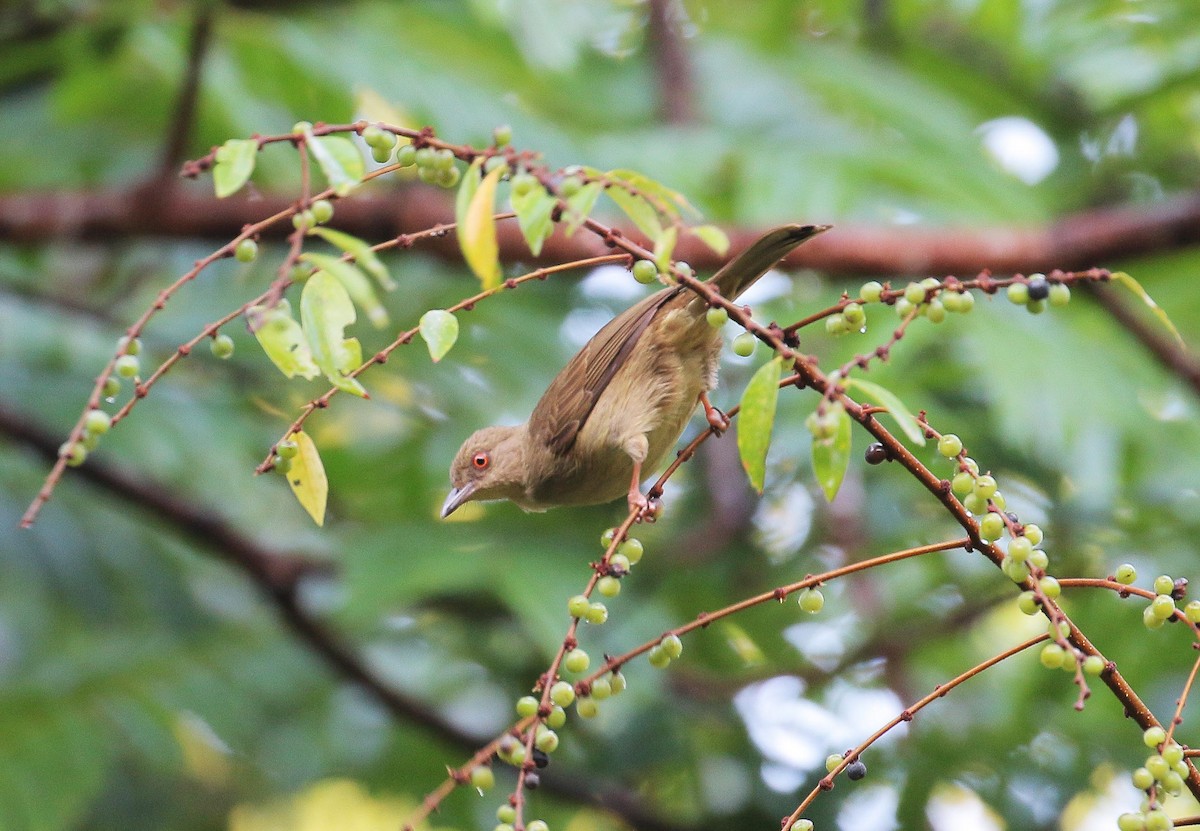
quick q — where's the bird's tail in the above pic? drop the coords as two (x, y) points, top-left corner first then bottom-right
(707, 223), (830, 300)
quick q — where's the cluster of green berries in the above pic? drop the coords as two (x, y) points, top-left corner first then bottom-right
(825, 301), (866, 336)
(272, 438), (300, 476)
(365, 124), (460, 188)
(493, 806), (548, 831)
(63, 337), (145, 465)
(861, 277), (974, 323)
(291, 198), (336, 232)
(805, 404), (843, 442)
(1117, 726), (1189, 830)
(1138, 573), (1198, 631)
(1006, 273), (1070, 315)
(362, 125), (400, 164)
(1038, 617), (1103, 674)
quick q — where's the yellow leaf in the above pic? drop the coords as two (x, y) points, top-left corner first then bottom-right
(229, 778), (414, 831)
(285, 430), (328, 526)
(459, 164), (504, 289)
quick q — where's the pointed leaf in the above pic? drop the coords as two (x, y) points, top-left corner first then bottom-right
(458, 163), (504, 289)
(308, 227), (394, 290)
(844, 378), (925, 445)
(307, 133), (364, 196)
(300, 253), (388, 328)
(606, 185), (663, 241)
(737, 355), (783, 493)
(455, 157), (483, 229)
(299, 271), (368, 398)
(212, 139), (258, 198)
(563, 180), (602, 237)
(511, 186), (556, 257)
(606, 169), (699, 219)
(811, 405), (852, 502)
(653, 225), (678, 274)
(246, 301), (319, 379)
(419, 309), (459, 362)
(692, 224), (730, 256)
(1111, 271), (1183, 346)
(284, 430), (327, 526)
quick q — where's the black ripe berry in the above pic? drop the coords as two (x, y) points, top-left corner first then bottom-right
(532, 748), (550, 768)
(847, 760), (867, 781)
(525, 771), (541, 790)
(1027, 275), (1050, 301)
(865, 443), (887, 465)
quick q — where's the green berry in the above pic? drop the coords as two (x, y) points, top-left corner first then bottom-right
(706, 307), (729, 328)
(585, 602), (608, 625)
(632, 259), (658, 284)
(1115, 563), (1138, 585)
(1039, 643), (1066, 669)
(118, 336), (142, 356)
(291, 121), (312, 134)
(470, 765), (495, 790)
(210, 333), (235, 359)
(894, 297), (915, 317)
(497, 805), (516, 824)
(114, 354), (140, 378)
(1163, 742), (1184, 765)
(516, 696), (539, 718)
(414, 146), (436, 168)
(493, 124), (513, 146)
(511, 172), (538, 197)
(234, 238), (258, 263)
(597, 575), (621, 597)
(1017, 591), (1039, 615)
(647, 645), (671, 668)
(564, 648), (590, 674)
(1185, 600), (1200, 623)
(507, 745), (525, 767)
(825, 753), (843, 773)
(731, 332), (756, 357)
(963, 493), (988, 515)
(84, 409), (112, 436)
(600, 527), (617, 547)
(371, 144), (393, 163)
(276, 440), (299, 459)
(549, 681), (575, 707)
(990, 491), (1006, 511)
(1007, 282), (1030, 305)
(903, 281), (926, 305)
(798, 587), (825, 614)
(310, 199), (334, 224)
(1144, 606), (1166, 630)
(546, 705), (566, 728)
(825, 313), (850, 335)
(1146, 754), (1170, 780)
(535, 729), (559, 753)
(1039, 576), (1061, 598)
(1048, 283), (1071, 307)
(292, 210), (314, 230)
(567, 594), (590, 618)
(102, 377), (121, 399)
(1163, 770), (1184, 796)
(1028, 549), (1049, 570)
(951, 471), (974, 496)
(80, 431), (101, 451)
(1002, 555), (1029, 583)
(560, 176), (582, 197)
(1145, 809), (1172, 831)
(659, 634), (682, 659)
(972, 474), (997, 499)
(1144, 726), (1167, 748)
(416, 164), (439, 184)
(1154, 575), (1175, 596)
(608, 671), (626, 695)
(979, 512), (1004, 541)
(437, 167), (461, 188)
(937, 434), (963, 458)
(1026, 298), (1046, 314)
(924, 298), (947, 323)
(576, 697), (599, 718)
(859, 281), (883, 302)
(527, 821), (549, 831)
(495, 824), (515, 831)
(1151, 594), (1176, 620)
(1008, 536), (1034, 561)
(60, 441), (87, 467)
(396, 144), (417, 167)
(792, 821), (814, 831)
(610, 553), (631, 574)
(590, 677), (612, 700)
(961, 457), (980, 475)
(944, 290), (974, 313)
(361, 126), (396, 150)
(1022, 524), (1044, 546)
(618, 538), (643, 564)
(843, 302), (865, 327)
(1118, 813), (1147, 831)
(273, 454), (292, 475)
(1132, 766), (1155, 790)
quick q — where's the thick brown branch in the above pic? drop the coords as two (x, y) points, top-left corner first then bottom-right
(4, 186), (1200, 276)
(647, 0), (696, 124)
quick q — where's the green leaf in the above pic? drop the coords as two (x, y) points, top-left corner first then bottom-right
(458, 162), (504, 289)
(737, 355), (783, 493)
(653, 225), (678, 274)
(246, 300), (319, 380)
(1111, 271), (1184, 346)
(308, 134), (364, 196)
(418, 309), (459, 362)
(511, 185), (556, 257)
(844, 377), (925, 445)
(606, 168), (699, 219)
(563, 181), (602, 237)
(299, 270), (368, 398)
(606, 184), (663, 241)
(811, 405), (852, 501)
(285, 430), (327, 526)
(692, 224), (730, 256)
(212, 139), (258, 198)
(308, 227), (394, 290)
(300, 253), (388, 328)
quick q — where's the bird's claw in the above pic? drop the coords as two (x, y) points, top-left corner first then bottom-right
(706, 406), (730, 435)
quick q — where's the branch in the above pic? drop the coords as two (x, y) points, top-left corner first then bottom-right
(646, 0), (696, 124)
(155, 5), (214, 182)
(4, 186), (1200, 276)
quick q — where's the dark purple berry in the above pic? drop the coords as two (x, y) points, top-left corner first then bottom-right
(1027, 275), (1050, 301)
(847, 760), (867, 780)
(525, 771), (541, 790)
(865, 443), (887, 464)
(532, 748), (550, 768)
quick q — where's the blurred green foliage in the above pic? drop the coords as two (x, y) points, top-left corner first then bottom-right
(2, 1), (1200, 830)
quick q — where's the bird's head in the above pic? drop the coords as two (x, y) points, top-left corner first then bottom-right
(442, 425), (529, 517)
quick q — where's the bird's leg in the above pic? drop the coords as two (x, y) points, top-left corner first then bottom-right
(626, 458), (649, 518)
(700, 391), (730, 435)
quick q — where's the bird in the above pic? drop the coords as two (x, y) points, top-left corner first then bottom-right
(441, 223), (828, 519)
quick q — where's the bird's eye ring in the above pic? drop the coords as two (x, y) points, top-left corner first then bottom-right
(472, 452), (490, 470)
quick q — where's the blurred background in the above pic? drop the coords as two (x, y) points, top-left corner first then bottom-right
(3, 1), (1200, 830)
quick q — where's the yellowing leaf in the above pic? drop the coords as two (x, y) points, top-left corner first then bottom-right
(511, 185), (556, 257)
(653, 225), (678, 274)
(457, 161), (504, 289)
(284, 430), (327, 526)
(844, 377), (925, 446)
(309, 227), (394, 290)
(300, 271), (368, 398)
(300, 253), (388, 328)
(811, 405), (852, 502)
(721, 621), (766, 666)
(212, 138), (258, 198)
(1112, 271), (1184, 346)
(737, 355), (783, 493)
(418, 309), (459, 362)
(692, 224), (730, 256)
(246, 301), (319, 380)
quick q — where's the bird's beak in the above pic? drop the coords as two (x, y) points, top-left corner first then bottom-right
(441, 483), (476, 518)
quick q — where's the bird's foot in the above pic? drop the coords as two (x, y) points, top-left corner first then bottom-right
(627, 488), (649, 519)
(700, 391), (730, 435)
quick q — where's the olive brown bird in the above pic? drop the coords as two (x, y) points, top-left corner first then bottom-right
(441, 223), (828, 519)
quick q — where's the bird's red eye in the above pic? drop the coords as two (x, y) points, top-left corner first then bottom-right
(472, 452), (490, 470)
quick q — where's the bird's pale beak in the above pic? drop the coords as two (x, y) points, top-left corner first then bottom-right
(441, 483), (476, 518)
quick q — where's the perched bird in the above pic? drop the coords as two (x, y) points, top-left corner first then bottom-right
(441, 223), (828, 519)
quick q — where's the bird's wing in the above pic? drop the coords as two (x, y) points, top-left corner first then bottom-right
(530, 286), (683, 457)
